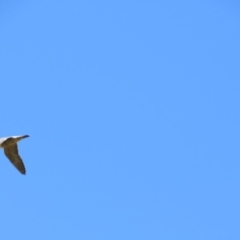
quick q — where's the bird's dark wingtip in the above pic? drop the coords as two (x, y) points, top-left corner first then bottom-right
(22, 135), (30, 139)
(20, 169), (26, 175)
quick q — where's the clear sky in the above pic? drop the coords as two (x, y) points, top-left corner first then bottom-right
(0, 1), (240, 239)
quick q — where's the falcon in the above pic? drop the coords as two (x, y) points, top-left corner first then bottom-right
(0, 135), (29, 175)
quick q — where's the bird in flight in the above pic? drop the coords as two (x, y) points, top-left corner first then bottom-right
(0, 135), (29, 175)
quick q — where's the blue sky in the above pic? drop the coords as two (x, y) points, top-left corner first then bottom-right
(0, 1), (240, 239)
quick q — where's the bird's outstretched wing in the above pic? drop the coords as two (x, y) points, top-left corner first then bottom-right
(4, 144), (26, 174)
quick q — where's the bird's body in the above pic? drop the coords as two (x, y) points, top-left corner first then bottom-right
(0, 135), (29, 175)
